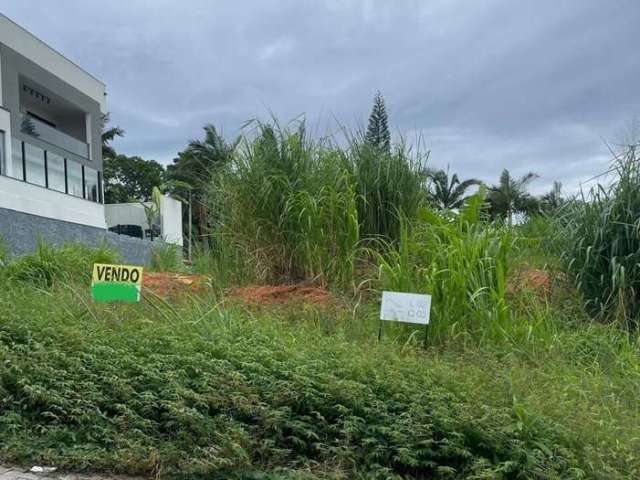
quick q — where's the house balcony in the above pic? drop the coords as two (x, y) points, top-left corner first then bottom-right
(20, 112), (90, 159)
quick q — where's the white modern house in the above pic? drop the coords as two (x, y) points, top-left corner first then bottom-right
(0, 13), (106, 229)
(0, 14), (182, 262)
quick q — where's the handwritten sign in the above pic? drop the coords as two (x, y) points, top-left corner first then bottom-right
(91, 263), (143, 303)
(380, 291), (431, 325)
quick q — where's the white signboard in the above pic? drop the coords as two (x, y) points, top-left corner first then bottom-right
(380, 291), (431, 325)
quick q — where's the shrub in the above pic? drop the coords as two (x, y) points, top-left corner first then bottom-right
(2, 240), (118, 288)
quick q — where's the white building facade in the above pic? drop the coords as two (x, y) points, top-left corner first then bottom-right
(0, 13), (106, 229)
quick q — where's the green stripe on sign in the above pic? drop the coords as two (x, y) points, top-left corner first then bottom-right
(91, 282), (140, 303)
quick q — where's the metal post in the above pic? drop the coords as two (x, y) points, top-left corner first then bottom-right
(423, 323), (429, 349)
(188, 191), (193, 262)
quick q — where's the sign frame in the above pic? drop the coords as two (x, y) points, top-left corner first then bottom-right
(91, 263), (144, 303)
(378, 290), (432, 346)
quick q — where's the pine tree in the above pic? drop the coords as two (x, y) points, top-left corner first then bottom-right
(365, 91), (391, 153)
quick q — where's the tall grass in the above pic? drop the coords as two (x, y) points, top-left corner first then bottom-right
(209, 120), (359, 286)
(207, 119), (425, 287)
(346, 135), (427, 241)
(0, 240), (118, 288)
(378, 189), (513, 343)
(149, 242), (183, 272)
(560, 145), (640, 326)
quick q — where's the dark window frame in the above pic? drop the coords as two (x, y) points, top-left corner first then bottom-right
(4, 139), (102, 204)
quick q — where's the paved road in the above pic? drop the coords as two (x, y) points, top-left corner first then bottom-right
(0, 466), (145, 480)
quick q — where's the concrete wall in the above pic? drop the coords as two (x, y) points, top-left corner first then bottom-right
(105, 203), (148, 230)
(0, 207), (163, 265)
(160, 196), (183, 246)
(105, 196), (184, 246)
(0, 174), (106, 228)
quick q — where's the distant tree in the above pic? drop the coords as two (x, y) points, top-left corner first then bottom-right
(488, 169), (539, 224)
(166, 124), (238, 248)
(539, 180), (565, 213)
(103, 154), (165, 204)
(101, 112), (124, 160)
(426, 167), (481, 210)
(365, 91), (391, 153)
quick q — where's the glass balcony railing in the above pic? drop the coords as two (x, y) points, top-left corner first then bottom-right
(20, 113), (89, 158)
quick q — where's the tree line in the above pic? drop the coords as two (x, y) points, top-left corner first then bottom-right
(101, 92), (565, 245)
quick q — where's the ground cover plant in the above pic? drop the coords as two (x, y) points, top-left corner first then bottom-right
(0, 267), (638, 479)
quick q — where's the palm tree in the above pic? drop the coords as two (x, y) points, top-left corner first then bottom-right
(166, 124), (239, 249)
(101, 113), (124, 160)
(488, 169), (539, 224)
(540, 180), (564, 213)
(426, 167), (481, 210)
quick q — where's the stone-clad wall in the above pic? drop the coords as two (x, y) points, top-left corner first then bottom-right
(0, 207), (159, 265)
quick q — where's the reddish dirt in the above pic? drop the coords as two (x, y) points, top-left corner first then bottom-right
(507, 268), (553, 297)
(228, 284), (333, 306)
(143, 272), (209, 298)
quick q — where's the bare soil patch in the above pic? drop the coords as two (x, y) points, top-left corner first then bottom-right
(507, 267), (561, 298)
(143, 272), (209, 298)
(228, 284), (333, 306)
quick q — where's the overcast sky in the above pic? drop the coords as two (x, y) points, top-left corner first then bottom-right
(3, 0), (640, 193)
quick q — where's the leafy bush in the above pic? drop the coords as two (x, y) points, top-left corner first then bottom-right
(560, 146), (640, 326)
(1, 240), (118, 288)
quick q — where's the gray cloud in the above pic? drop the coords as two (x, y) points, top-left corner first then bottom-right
(3, 0), (639, 193)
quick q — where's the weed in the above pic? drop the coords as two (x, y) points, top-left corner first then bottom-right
(150, 242), (182, 272)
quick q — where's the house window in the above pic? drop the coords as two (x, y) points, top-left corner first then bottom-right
(24, 142), (46, 187)
(10, 138), (24, 180)
(66, 159), (83, 198)
(47, 151), (66, 193)
(84, 166), (99, 202)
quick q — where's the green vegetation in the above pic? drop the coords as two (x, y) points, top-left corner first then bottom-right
(487, 169), (540, 223)
(103, 154), (166, 204)
(101, 113), (166, 204)
(4, 107), (639, 478)
(365, 91), (391, 153)
(1, 240), (117, 288)
(559, 145), (640, 327)
(0, 232), (638, 478)
(425, 168), (481, 210)
(150, 242), (183, 272)
(207, 119), (425, 286)
(378, 192), (512, 344)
